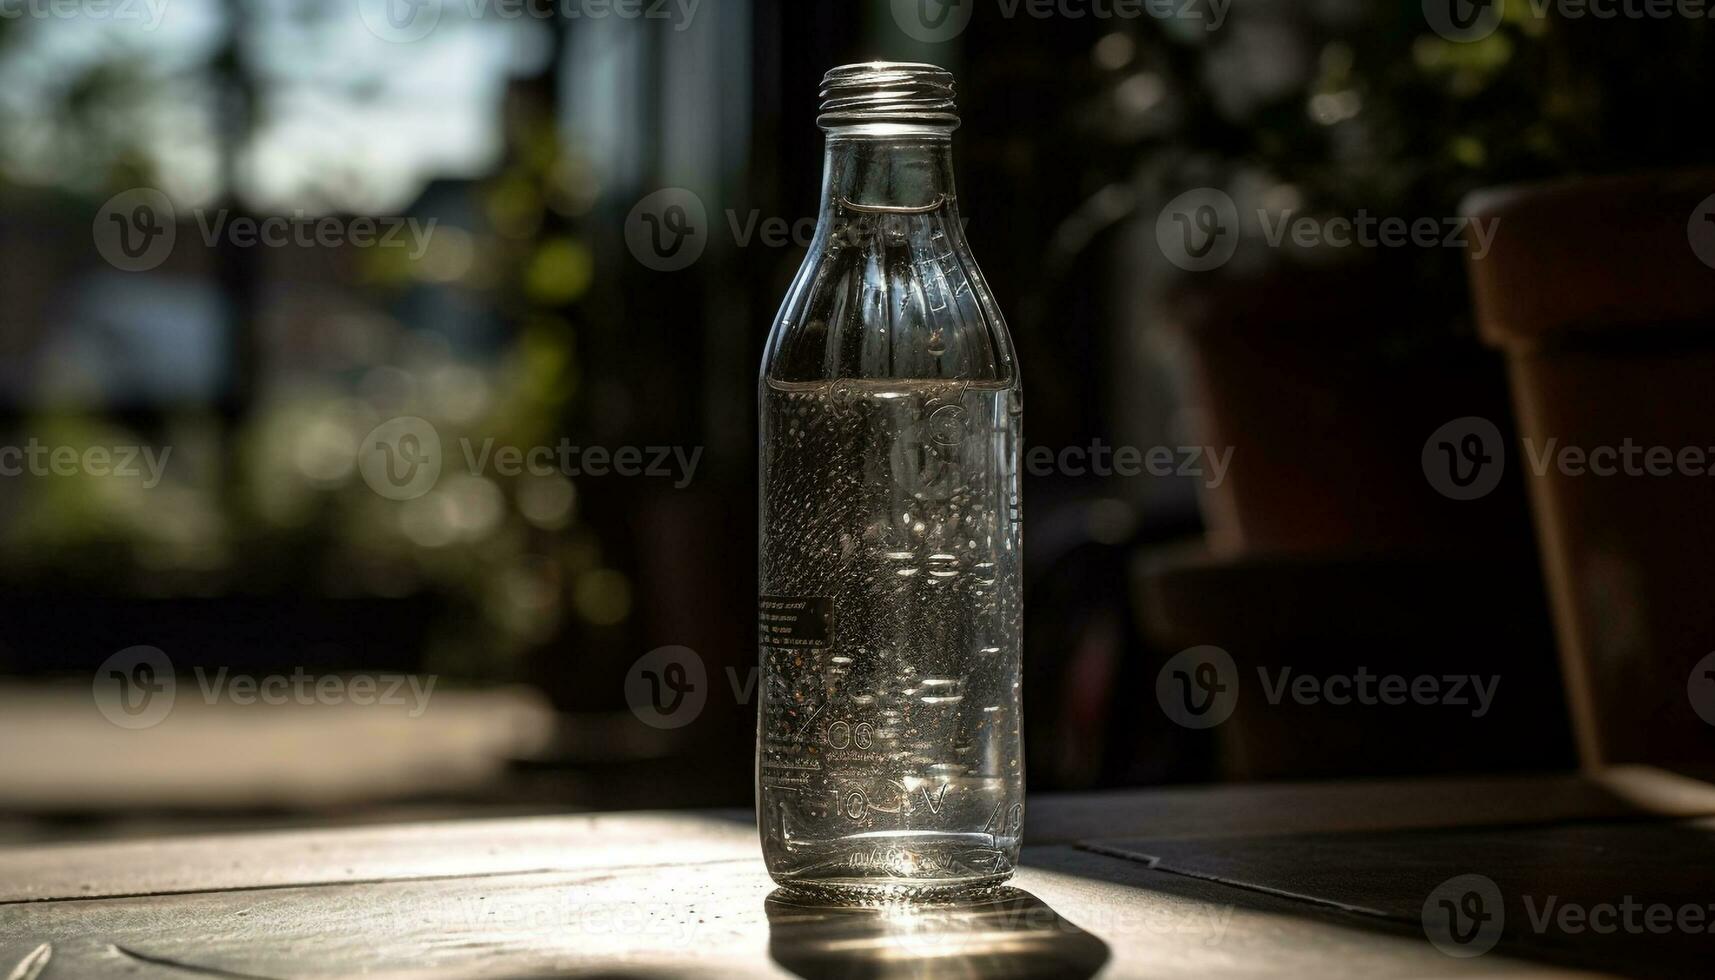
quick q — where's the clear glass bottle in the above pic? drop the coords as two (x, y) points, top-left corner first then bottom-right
(757, 63), (1023, 900)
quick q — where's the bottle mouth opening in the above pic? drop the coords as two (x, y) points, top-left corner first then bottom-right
(818, 62), (959, 132)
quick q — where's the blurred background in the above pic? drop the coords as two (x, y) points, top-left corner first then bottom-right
(3, 0), (1715, 838)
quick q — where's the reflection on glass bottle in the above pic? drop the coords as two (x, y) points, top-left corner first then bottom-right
(757, 63), (1023, 900)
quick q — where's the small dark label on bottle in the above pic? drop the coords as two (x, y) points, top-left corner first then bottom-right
(759, 595), (834, 649)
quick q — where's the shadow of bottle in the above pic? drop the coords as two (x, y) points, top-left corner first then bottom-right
(764, 886), (1110, 979)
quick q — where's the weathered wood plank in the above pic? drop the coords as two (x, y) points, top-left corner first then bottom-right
(1085, 817), (1715, 978)
(0, 846), (1597, 979)
(5, 767), (1708, 906)
(0, 813), (757, 904)
(3, 771), (1702, 976)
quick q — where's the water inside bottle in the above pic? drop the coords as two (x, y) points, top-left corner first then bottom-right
(759, 377), (1023, 899)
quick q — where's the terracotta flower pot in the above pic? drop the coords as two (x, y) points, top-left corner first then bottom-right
(1160, 264), (1530, 559)
(1463, 170), (1715, 769)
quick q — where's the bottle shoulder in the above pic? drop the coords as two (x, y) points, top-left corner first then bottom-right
(760, 207), (1016, 386)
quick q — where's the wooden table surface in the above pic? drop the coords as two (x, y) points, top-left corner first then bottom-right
(3, 767), (1713, 978)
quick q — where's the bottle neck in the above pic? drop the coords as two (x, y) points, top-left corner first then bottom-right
(816, 132), (959, 227)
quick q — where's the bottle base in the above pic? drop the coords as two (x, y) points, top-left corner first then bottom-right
(763, 828), (1019, 904)
(771, 871), (1014, 906)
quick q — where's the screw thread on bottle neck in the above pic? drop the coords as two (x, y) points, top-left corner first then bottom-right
(818, 62), (959, 133)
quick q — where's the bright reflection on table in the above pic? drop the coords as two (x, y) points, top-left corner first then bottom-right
(764, 886), (1109, 978)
